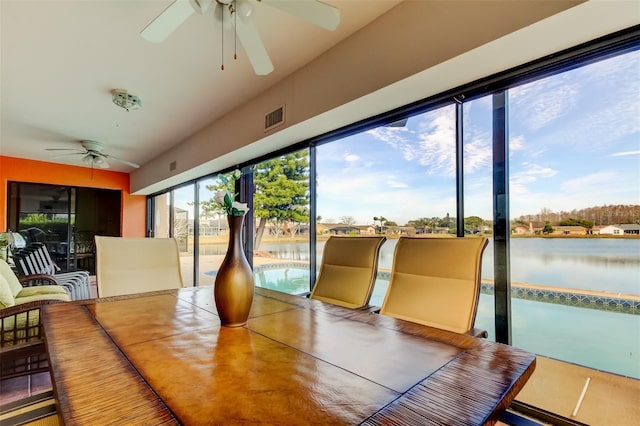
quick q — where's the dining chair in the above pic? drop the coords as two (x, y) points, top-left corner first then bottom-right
(309, 235), (386, 309)
(379, 236), (489, 336)
(94, 236), (184, 297)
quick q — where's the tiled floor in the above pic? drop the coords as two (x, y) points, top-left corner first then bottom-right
(516, 356), (640, 425)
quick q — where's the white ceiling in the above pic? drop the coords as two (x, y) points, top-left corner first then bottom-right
(0, 0), (401, 172)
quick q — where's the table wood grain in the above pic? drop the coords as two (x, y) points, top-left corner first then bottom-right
(42, 287), (535, 425)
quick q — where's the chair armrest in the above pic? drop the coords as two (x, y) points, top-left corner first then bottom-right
(18, 274), (60, 287)
(0, 299), (64, 323)
(465, 327), (489, 338)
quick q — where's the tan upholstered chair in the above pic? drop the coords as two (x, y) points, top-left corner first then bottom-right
(94, 236), (184, 297)
(380, 237), (489, 335)
(310, 236), (386, 309)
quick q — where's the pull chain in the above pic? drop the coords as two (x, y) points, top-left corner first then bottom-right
(234, 0), (237, 60)
(221, 3), (224, 70)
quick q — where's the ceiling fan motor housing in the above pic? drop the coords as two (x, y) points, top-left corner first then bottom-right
(81, 140), (104, 152)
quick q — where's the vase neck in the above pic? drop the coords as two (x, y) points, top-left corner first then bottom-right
(227, 215), (245, 252)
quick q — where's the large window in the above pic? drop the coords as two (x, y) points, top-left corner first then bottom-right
(316, 106), (458, 304)
(173, 184), (195, 286)
(507, 51), (640, 377)
(197, 176), (223, 287)
(462, 95), (496, 339)
(251, 150), (311, 295)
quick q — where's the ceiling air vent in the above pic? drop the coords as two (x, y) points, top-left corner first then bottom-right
(265, 105), (285, 132)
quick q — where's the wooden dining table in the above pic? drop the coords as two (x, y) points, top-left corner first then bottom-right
(42, 286), (535, 425)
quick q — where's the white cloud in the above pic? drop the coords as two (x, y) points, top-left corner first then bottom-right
(509, 162), (558, 199)
(559, 171), (617, 193)
(415, 109), (457, 176)
(386, 179), (408, 188)
(510, 51), (640, 153)
(610, 150), (640, 157)
(512, 163), (558, 184)
(344, 153), (360, 162)
(509, 74), (578, 131)
(509, 135), (525, 152)
(464, 135), (491, 173)
(368, 108), (457, 177)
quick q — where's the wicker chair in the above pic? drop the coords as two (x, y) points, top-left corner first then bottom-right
(0, 259), (69, 381)
(309, 236), (387, 309)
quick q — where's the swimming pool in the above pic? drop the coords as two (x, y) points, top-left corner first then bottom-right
(251, 263), (640, 379)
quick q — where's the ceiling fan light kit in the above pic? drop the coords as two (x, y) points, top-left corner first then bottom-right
(111, 89), (142, 111)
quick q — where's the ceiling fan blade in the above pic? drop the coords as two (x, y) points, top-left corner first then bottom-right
(46, 148), (84, 152)
(141, 0), (196, 43)
(103, 154), (141, 169)
(262, 0), (340, 31)
(235, 12), (274, 75)
(49, 152), (85, 160)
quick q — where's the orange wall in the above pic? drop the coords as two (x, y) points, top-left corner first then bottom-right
(0, 156), (146, 237)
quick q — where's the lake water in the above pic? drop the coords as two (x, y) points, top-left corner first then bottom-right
(252, 237), (640, 378)
(256, 238), (640, 294)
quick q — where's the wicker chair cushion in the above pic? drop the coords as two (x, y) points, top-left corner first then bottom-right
(14, 292), (70, 305)
(18, 285), (69, 297)
(0, 275), (16, 309)
(0, 259), (24, 297)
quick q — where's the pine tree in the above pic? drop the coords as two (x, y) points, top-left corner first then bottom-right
(253, 151), (310, 247)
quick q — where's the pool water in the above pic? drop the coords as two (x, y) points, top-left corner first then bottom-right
(253, 266), (640, 379)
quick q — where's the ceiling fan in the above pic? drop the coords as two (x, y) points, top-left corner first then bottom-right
(140, 0), (340, 75)
(46, 140), (140, 169)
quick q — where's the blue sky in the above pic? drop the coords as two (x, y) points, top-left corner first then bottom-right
(316, 49), (640, 225)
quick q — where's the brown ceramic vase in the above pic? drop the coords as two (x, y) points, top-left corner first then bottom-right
(214, 214), (254, 327)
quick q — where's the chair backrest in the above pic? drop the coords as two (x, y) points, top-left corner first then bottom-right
(380, 236), (488, 334)
(94, 236), (184, 297)
(310, 236), (386, 309)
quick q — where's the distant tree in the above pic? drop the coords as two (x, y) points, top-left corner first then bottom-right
(200, 172), (234, 219)
(427, 217), (440, 232)
(407, 217), (429, 232)
(539, 207), (554, 223)
(464, 216), (484, 233)
(438, 213), (453, 228)
(385, 221), (398, 227)
(339, 216), (356, 225)
(560, 218), (593, 229)
(373, 216), (388, 232)
(543, 221), (554, 234)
